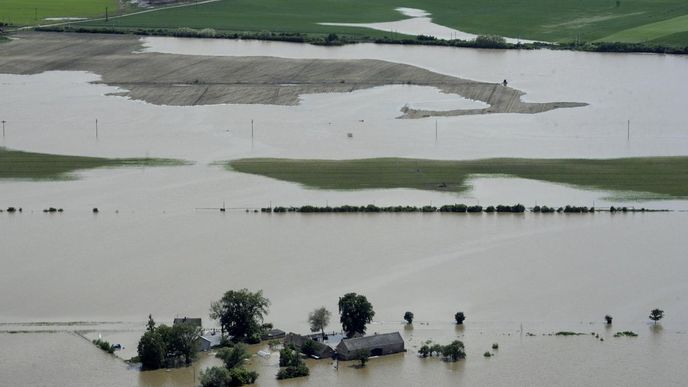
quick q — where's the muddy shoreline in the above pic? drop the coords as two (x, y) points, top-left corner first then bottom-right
(0, 32), (586, 118)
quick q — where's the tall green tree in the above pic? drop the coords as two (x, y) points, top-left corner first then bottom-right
(338, 293), (374, 338)
(137, 330), (165, 370)
(308, 307), (331, 340)
(170, 322), (203, 364)
(649, 308), (664, 324)
(216, 344), (250, 369)
(210, 289), (271, 342)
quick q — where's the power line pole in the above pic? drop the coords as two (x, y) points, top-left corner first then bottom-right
(627, 120), (630, 142)
(95, 119), (98, 139)
(1, 120), (5, 138)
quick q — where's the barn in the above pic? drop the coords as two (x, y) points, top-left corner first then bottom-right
(335, 332), (405, 360)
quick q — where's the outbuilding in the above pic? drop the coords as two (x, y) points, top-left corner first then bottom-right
(335, 332), (405, 360)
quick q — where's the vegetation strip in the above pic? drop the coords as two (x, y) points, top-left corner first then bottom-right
(228, 157), (688, 199)
(0, 147), (187, 180)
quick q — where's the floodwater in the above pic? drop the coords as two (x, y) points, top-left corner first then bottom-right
(320, 7), (537, 43)
(1, 35), (688, 386)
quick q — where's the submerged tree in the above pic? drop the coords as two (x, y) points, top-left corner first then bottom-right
(338, 293), (375, 338)
(216, 344), (250, 369)
(308, 307), (331, 340)
(354, 349), (370, 367)
(605, 314), (613, 325)
(146, 314), (156, 332)
(210, 289), (271, 342)
(404, 311), (414, 325)
(441, 340), (466, 362)
(454, 312), (466, 325)
(649, 308), (664, 324)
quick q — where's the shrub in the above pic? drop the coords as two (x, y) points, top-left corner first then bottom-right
(301, 339), (317, 357)
(228, 367), (258, 386)
(93, 338), (115, 354)
(483, 351), (492, 357)
(200, 366), (232, 387)
(454, 312), (465, 325)
(276, 364), (309, 379)
(441, 340), (466, 361)
(492, 343), (499, 350)
(474, 35), (507, 48)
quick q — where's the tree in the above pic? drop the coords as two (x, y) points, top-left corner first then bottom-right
(605, 315), (613, 325)
(137, 330), (165, 370)
(454, 312), (465, 325)
(649, 308), (664, 324)
(354, 349), (369, 367)
(441, 340), (466, 362)
(403, 311), (414, 324)
(308, 307), (331, 340)
(146, 314), (156, 332)
(170, 322), (202, 364)
(338, 293), (375, 337)
(277, 347), (309, 379)
(227, 367), (258, 386)
(200, 366), (232, 387)
(210, 289), (271, 342)
(216, 344), (250, 369)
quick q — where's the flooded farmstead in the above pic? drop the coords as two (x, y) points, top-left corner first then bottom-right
(1, 1), (688, 386)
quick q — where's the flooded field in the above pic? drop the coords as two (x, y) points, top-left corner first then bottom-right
(1, 33), (687, 386)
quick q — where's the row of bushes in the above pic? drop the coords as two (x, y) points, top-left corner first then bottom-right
(34, 25), (687, 54)
(262, 204), (527, 213)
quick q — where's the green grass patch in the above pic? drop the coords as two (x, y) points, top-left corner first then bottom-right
(228, 157), (688, 199)
(0, 147), (187, 180)
(0, 0), (117, 26)
(597, 14), (688, 43)
(78, 0), (688, 45)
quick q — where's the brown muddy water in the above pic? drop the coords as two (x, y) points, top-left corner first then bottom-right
(1, 36), (688, 386)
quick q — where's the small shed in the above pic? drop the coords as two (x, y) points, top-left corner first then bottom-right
(173, 317), (202, 328)
(335, 332), (405, 360)
(199, 332), (223, 352)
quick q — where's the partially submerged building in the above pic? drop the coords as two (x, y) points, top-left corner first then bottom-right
(284, 332), (336, 359)
(335, 332), (405, 360)
(173, 317), (202, 328)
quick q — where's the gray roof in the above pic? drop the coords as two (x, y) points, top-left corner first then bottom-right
(173, 317), (202, 327)
(338, 332), (404, 352)
(200, 333), (223, 346)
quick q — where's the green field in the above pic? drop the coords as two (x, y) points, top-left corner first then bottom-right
(0, 148), (186, 180)
(229, 157), (688, 198)
(0, 0), (117, 26)
(78, 0), (688, 45)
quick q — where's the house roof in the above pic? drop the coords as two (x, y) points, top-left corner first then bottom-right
(173, 317), (202, 327)
(337, 332), (404, 352)
(200, 333), (223, 346)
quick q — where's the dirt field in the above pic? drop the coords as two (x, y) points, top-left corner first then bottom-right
(0, 32), (586, 118)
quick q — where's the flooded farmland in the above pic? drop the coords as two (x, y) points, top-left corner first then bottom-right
(1, 32), (687, 386)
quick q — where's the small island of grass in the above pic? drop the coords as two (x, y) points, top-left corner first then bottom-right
(227, 157), (688, 199)
(0, 147), (188, 180)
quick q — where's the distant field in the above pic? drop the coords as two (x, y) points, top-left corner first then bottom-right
(0, 148), (186, 180)
(0, 0), (117, 26)
(78, 0), (688, 45)
(229, 157), (688, 198)
(597, 14), (688, 43)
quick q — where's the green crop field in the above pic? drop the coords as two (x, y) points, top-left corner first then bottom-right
(78, 0), (688, 45)
(0, 0), (117, 26)
(0, 148), (186, 180)
(229, 157), (688, 199)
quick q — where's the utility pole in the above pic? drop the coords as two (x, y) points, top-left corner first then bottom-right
(435, 119), (438, 143)
(627, 120), (630, 142)
(95, 119), (98, 139)
(1, 120), (5, 138)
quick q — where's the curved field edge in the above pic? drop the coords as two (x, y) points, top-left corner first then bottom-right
(0, 148), (189, 180)
(227, 157), (688, 199)
(73, 0), (688, 46)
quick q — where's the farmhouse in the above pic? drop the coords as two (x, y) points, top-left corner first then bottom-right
(284, 332), (336, 359)
(199, 332), (222, 352)
(173, 317), (202, 328)
(335, 332), (405, 360)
